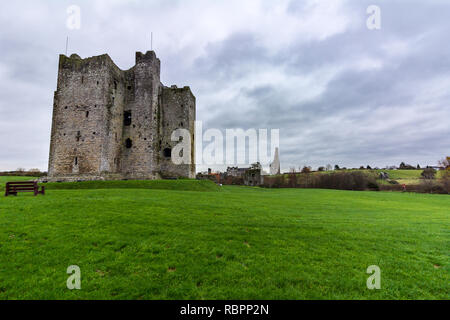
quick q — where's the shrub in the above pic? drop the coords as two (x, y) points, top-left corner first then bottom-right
(262, 175), (284, 188)
(272, 171), (378, 191)
(367, 182), (380, 191)
(431, 184), (447, 194)
(421, 168), (436, 179)
(288, 172), (298, 188)
(440, 170), (450, 194)
(417, 180), (447, 194)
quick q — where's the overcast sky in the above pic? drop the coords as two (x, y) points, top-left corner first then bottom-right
(1, 0), (449, 172)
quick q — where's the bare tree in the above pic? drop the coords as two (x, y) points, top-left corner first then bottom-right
(439, 157), (450, 169)
(421, 168), (436, 180)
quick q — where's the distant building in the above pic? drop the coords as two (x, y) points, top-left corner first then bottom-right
(243, 168), (262, 186)
(197, 165), (263, 186)
(226, 167), (248, 177)
(196, 169), (222, 184)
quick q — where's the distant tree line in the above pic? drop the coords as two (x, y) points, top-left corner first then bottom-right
(265, 156), (450, 194)
(0, 168), (46, 177)
(263, 170), (379, 191)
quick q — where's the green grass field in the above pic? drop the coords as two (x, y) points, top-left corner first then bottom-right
(0, 176), (37, 184)
(0, 177), (219, 193)
(0, 179), (448, 299)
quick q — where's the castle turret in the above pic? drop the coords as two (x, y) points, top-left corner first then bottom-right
(121, 51), (161, 179)
(159, 86), (196, 178)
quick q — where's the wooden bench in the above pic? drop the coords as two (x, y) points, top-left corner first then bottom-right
(5, 181), (45, 197)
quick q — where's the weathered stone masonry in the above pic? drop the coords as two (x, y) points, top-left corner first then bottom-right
(46, 51), (195, 181)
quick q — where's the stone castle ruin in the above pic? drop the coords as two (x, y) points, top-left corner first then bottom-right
(46, 51), (195, 182)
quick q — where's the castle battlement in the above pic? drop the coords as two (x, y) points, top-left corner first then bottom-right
(46, 51), (195, 182)
(135, 50), (159, 64)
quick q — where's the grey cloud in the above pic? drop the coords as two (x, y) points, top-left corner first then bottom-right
(0, 0), (449, 172)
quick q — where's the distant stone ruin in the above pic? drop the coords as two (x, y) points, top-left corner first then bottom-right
(269, 148), (280, 175)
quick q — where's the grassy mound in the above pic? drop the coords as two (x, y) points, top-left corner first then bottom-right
(0, 177), (219, 192)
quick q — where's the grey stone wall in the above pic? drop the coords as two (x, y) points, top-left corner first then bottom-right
(46, 51), (195, 182)
(159, 86), (196, 178)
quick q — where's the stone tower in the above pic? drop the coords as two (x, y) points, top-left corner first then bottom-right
(269, 148), (280, 175)
(46, 51), (195, 182)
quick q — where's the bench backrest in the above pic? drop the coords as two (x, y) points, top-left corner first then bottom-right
(6, 181), (37, 190)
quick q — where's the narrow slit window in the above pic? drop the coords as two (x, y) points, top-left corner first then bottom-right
(163, 148), (172, 158)
(124, 111), (132, 126)
(125, 138), (132, 149)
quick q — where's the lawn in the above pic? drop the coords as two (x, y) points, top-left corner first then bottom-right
(0, 176), (38, 184)
(0, 180), (448, 299)
(0, 177), (219, 193)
